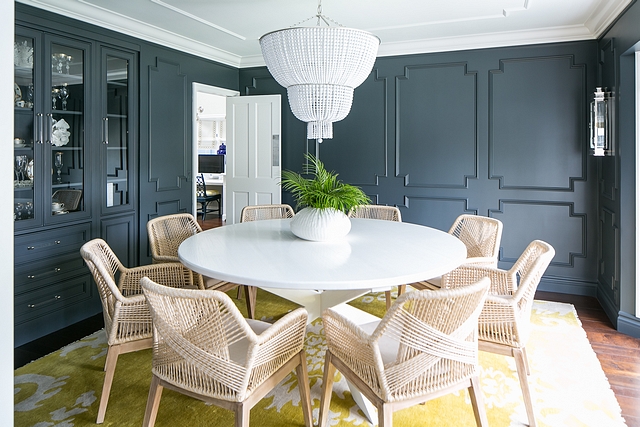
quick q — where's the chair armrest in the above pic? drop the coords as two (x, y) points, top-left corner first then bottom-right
(252, 308), (308, 365)
(441, 264), (516, 295)
(322, 308), (381, 376)
(119, 263), (195, 296)
(152, 255), (180, 263)
(463, 256), (498, 268)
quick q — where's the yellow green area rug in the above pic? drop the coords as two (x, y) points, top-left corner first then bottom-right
(15, 289), (627, 426)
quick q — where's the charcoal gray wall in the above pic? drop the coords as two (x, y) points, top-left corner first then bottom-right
(598, 0), (640, 336)
(241, 41), (599, 297)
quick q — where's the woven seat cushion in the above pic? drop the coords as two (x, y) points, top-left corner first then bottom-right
(206, 189), (220, 196)
(227, 319), (272, 366)
(360, 321), (399, 365)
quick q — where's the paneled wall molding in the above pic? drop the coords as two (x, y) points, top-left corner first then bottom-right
(396, 62), (478, 189)
(148, 58), (189, 191)
(403, 195), (478, 231)
(598, 207), (620, 300)
(489, 54), (587, 191)
(321, 68), (388, 187)
(538, 276), (598, 297)
(491, 199), (587, 267)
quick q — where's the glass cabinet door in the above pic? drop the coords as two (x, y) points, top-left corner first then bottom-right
(14, 29), (40, 228)
(101, 48), (136, 213)
(47, 39), (88, 220)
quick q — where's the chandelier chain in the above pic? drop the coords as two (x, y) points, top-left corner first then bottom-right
(288, 0), (344, 28)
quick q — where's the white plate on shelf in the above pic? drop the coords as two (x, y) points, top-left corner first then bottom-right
(52, 210), (68, 215)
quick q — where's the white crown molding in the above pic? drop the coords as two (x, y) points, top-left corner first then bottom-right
(17, 0), (631, 69)
(376, 25), (596, 58)
(18, 0), (244, 67)
(584, 0), (633, 37)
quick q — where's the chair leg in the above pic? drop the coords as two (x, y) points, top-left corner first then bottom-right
(142, 375), (164, 427)
(385, 290), (392, 310)
(295, 351), (314, 427)
(468, 375), (489, 427)
(234, 402), (250, 427)
(319, 351), (337, 427)
(96, 345), (120, 424)
(200, 202), (208, 221)
(378, 402), (392, 427)
(513, 348), (536, 427)
(522, 346), (531, 375)
(244, 286), (257, 319)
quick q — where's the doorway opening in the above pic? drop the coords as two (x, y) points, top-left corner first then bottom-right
(192, 83), (239, 222)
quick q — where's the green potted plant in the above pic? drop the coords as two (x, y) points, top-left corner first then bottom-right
(281, 154), (370, 241)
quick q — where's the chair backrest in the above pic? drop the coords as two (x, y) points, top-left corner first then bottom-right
(196, 174), (208, 198)
(141, 277), (265, 400)
(80, 238), (125, 328)
(147, 213), (202, 263)
(448, 214), (503, 264)
(52, 189), (82, 211)
(347, 205), (401, 222)
(240, 204), (295, 222)
(508, 239), (555, 310)
(349, 279), (489, 400)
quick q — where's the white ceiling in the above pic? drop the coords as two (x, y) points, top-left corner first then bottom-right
(17, 0), (632, 68)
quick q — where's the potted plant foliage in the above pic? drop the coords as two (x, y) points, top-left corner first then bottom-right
(281, 154), (370, 241)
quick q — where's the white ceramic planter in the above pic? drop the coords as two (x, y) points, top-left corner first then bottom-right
(289, 207), (351, 242)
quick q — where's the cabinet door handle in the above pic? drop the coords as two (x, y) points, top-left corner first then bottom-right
(36, 113), (44, 144)
(45, 113), (53, 144)
(27, 267), (62, 280)
(102, 117), (109, 144)
(27, 295), (62, 309)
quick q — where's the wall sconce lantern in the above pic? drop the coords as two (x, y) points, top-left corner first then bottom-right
(590, 87), (614, 156)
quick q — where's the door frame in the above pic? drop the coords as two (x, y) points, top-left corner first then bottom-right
(191, 83), (239, 221)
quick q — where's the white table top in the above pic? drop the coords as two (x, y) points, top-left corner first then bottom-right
(178, 218), (467, 291)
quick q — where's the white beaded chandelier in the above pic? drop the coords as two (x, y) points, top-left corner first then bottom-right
(259, 1), (379, 142)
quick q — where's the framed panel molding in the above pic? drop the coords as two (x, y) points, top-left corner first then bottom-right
(148, 58), (189, 191)
(490, 199), (586, 267)
(403, 195), (477, 231)
(396, 62), (477, 189)
(599, 207), (620, 298)
(489, 55), (587, 191)
(322, 69), (388, 187)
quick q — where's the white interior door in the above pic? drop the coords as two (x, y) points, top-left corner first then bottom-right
(226, 95), (281, 224)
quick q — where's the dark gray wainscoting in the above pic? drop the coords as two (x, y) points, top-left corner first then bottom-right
(240, 41), (598, 297)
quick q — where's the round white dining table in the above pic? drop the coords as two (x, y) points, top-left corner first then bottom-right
(178, 217), (467, 422)
(179, 218), (466, 320)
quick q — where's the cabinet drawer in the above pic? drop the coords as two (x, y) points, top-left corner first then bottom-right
(14, 253), (86, 293)
(15, 274), (95, 325)
(14, 223), (91, 264)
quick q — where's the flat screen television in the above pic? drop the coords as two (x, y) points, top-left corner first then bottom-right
(198, 154), (225, 174)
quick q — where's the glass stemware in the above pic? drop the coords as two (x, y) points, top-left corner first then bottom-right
(15, 155), (27, 181)
(52, 87), (60, 110)
(54, 151), (63, 183)
(59, 83), (69, 111)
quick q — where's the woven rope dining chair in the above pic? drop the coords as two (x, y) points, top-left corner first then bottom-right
(140, 277), (313, 427)
(411, 214), (503, 291)
(236, 204), (295, 307)
(348, 204), (403, 309)
(80, 238), (199, 424)
(146, 213), (257, 319)
(240, 203), (295, 222)
(440, 240), (555, 427)
(320, 278), (491, 427)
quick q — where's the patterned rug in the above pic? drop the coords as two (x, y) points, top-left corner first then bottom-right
(15, 288), (627, 426)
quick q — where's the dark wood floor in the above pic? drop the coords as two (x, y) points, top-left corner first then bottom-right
(15, 215), (640, 426)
